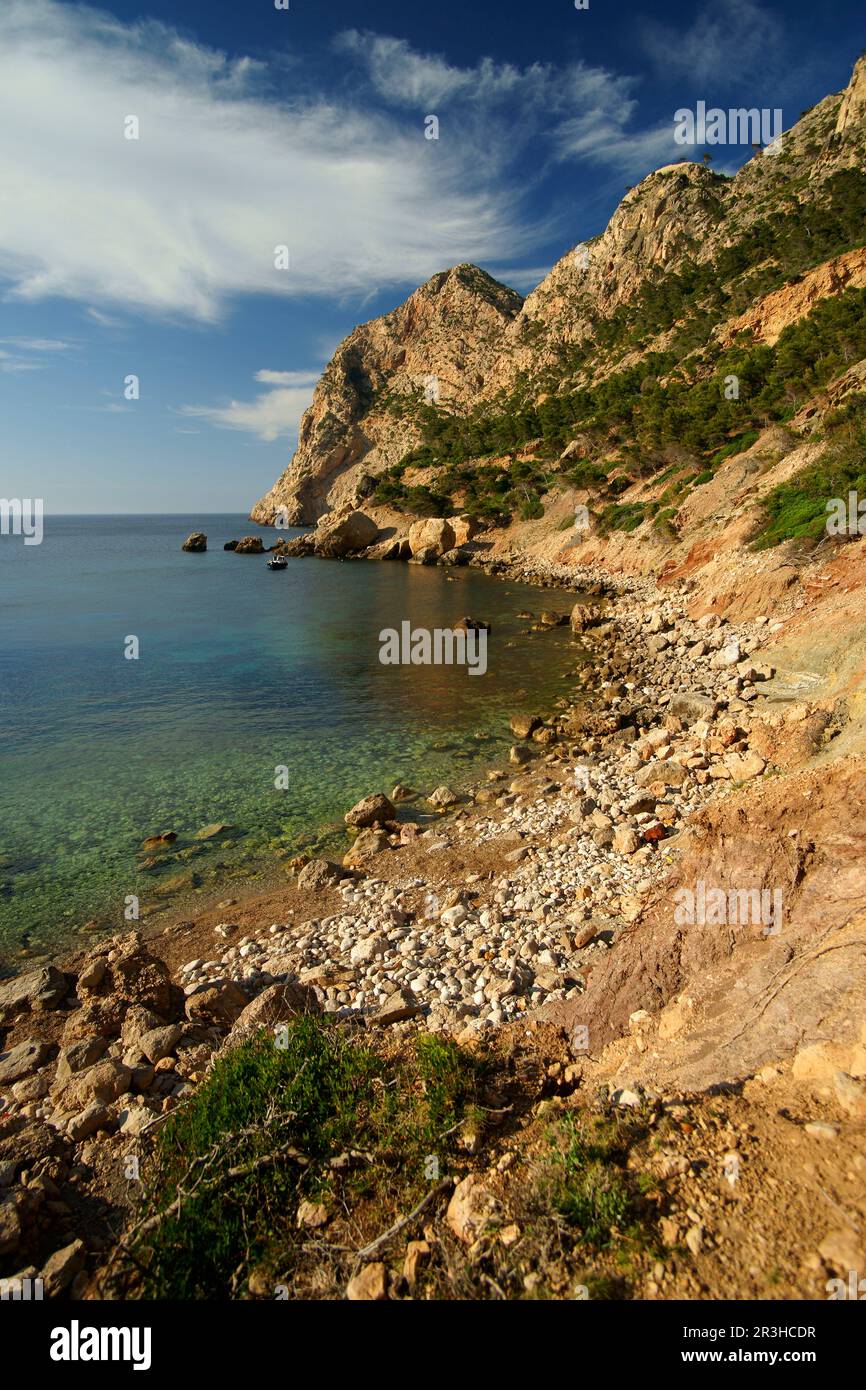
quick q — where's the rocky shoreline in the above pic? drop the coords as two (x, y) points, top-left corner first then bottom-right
(0, 559), (790, 1296)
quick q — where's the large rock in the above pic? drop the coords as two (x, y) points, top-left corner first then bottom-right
(0, 1039), (50, 1085)
(40, 1239), (85, 1297)
(315, 511), (379, 558)
(181, 532), (207, 553)
(343, 828), (389, 867)
(451, 515), (481, 547)
(375, 988), (421, 1025)
(233, 536), (265, 554)
(0, 1197), (22, 1256)
(570, 603), (605, 635)
(296, 858), (345, 892)
(634, 760), (688, 789)
(344, 793), (395, 827)
(445, 1175), (499, 1244)
(136, 1024), (183, 1064)
(54, 1037), (108, 1086)
(509, 714), (541, 740)
(228, 982), (321, 1043)
(185, 980), (248, 1027)
(76, 934), (179, 1020)
(60, 1059), (132, 1108)
(408, 517), (456, 559)
(346, 1262), (388, 1300)
(0, 965), (68, 1021)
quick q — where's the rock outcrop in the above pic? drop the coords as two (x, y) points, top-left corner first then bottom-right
(250, 55), (866, 534)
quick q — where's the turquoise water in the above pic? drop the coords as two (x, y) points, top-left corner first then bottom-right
(0, 515), (578, 962)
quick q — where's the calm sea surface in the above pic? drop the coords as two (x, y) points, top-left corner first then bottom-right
(0, 515), (580, 962)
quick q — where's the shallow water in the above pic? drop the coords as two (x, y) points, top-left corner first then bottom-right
(0, 515), (580, 960)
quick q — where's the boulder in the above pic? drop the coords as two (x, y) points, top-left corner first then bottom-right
(0, 1199), (23, 1257)
(185, 980), (248, 1027)
(375, 988), (422, 1025)
(228, 981), (321, 1041)
(445, 1175), (499, 1244)
(724, 751), (766, 781)
(141, 831), (177, 851)
(66, 1103), (114, 1142)
(60, 1059), (132, 1108)
(233, 536), (265, 554)
(315, 511), (379, 558)
(427, 785), (460, 808)
(451, 515), (481, 547)
(136, 1024), (183, 1064)
(453, 617), (490, 634)
(194, 823), (233, 841)
(635, 761), (688, 789)
(344, 793), (395, 827)
(77, 933), (179, 1020)
(343, 829), (389, 867)
(40, 1239), (85, 1297)
(0, 1038), (50, 1085)
(181, 532), (207, 553)
(296, 858), (345, 892)
(509, 714), (541, 740)
(0, 965), (67, 1021)
(346, 1262), (388, 1300)
(408, 517), (456, 559)
(570, 603), (605, 635)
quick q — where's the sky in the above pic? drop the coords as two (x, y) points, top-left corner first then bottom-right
(0, 0), (863, 514)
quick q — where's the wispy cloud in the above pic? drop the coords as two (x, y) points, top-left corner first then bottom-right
(0, 337), (72, 351)
(0, 1), (552, 321)
(181, 369), (320, 442)
(0, 3), (697, 324)
(641, 0), (786, 87)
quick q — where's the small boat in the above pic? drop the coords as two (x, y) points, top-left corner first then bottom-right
(266, 554), (288, 570)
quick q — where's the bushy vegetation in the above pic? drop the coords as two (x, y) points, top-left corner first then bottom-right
(374, 283), (866, 537)
(541, 1113), (657, 1252)
(119, 1021), (482, 1300)
(751, 417), (866, 549)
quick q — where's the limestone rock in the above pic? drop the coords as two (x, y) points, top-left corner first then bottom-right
(346, 1262), (388, 1301)
(185, 980), (248, 1027)
(0, 965), (67, 1021)
(0, 1038), (50, 1085)
(445, 1174), (499, 1244)
(344, 793), (396, 828)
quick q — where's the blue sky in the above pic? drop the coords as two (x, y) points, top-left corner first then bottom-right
(1, 0), (863, 514)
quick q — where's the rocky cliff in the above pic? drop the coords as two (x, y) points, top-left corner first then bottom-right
(252, 53), (866, 528)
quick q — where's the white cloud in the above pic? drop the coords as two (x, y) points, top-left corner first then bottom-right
(0, 1), (548, 322)
(181, 369), (320, 442)
(641, 0), (786, 86)
(0, 337), (72, 351)
(86, 307), (123, 328)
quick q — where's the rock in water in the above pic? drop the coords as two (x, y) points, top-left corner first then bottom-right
(182, 532), (207, 552)
(344, 793), (396, 827)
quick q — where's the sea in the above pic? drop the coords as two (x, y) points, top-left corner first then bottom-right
(0, 514), (580, 963)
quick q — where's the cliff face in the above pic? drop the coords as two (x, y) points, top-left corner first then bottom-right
(250, 265), (523, 524)
(251, 54), (866, 526)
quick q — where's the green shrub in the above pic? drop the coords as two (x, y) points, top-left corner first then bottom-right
(122, 1021), (482, 1299)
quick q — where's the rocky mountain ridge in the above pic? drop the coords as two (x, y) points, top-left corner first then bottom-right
(251, 53), (866, 529)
